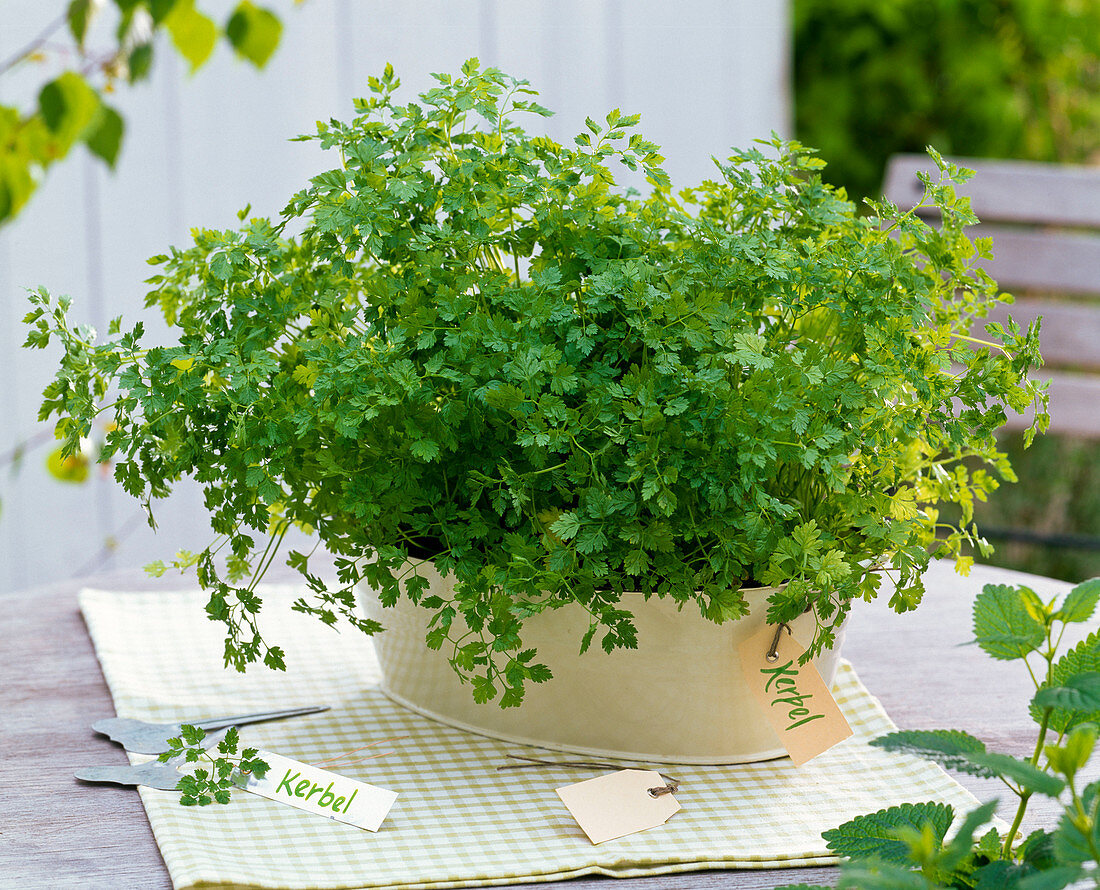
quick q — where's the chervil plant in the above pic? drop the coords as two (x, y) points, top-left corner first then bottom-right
(158, 726), (268, 807)
(780, 579), (1100, 890)
(26, 60), (1046, 706)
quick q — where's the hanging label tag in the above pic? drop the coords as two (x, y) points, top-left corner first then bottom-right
(555, 769), (681, 845)
(738, 625), (852, 766)
(241, 750), (397, 831)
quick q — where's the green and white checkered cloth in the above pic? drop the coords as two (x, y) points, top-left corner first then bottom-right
(80, 584), (984, 890)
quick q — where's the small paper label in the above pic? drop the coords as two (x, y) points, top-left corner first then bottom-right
(739, 625), (852, 766)
(243, 750), (397, 831)
(555, 769), (681, 844)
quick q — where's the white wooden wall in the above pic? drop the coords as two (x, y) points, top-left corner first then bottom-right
(0, 0), (790, 593)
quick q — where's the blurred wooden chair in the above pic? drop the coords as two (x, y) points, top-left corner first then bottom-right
(883, 154), (1100, 438)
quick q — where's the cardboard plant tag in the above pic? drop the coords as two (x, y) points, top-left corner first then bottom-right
(738, 624), (852, 766)
(555, 769), (681, 844)
(242, 750), (397, 832)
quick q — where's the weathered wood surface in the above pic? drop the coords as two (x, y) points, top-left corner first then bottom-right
(998, 369), (1100, 437)
(883, 154), (1100, 229)
(1, 561), (1086, 889)
(965, 226), (1100, 298)
(979, 298), (1100, 371)
(883, 153), (1100, 437)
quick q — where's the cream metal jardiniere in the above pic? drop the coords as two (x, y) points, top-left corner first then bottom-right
(359, 561), (846, 765)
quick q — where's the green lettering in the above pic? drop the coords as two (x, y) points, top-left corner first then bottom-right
(787, 713), (826, 730)
(306, 783), (324, 802)
(295, 779), (311, 797)
(762, 662), (827, 731)
(772, 692), (813, 708)
(761, 660), (798, 693)
(318, 783), (336, 809)
(344, 788), (357, 813)
(276, 769), (298, 797)
(333, 795), (346, 811)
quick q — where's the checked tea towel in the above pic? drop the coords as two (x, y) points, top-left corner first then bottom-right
(81, 584), (985, 890)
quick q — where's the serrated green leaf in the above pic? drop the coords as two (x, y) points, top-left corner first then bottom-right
(975, 826), (1003, 859)
(549, 511), (581, 541)
(869, 729), (993, 776)
(968, 752), (1065, 796)
(1053, 804), (1100, 866)
(1018, 829), (1056, 869)
(1032, 672), (1100, 713)
(226, 1), (282, 68)
(1056, 578), (1100, 624)
(1044, 723), (1097, 782)
(1015, 866), (1085, 890)
(941, 799), (998, 868)
(180, 723), (205, 745)
(1033, 633), (1100, 733)
(410, 439), (440, 461)
(209, 253), (232, 280)
(972, 583), (1047, 661)
(973, 860), (1036, 889)
(822, 801), (954, 864)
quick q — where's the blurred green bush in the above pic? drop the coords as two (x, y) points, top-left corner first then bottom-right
(794, 0), (1100, 582)
(794, 0), (1100, 203)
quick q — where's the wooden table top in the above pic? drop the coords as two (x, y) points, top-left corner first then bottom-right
(1, 560), (1088, 889)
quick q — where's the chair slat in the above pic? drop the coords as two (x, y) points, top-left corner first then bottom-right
(979, 298), (1100, 372)
(1000, 370), (1100, 438)
(884, 154), (1100, 228)
(972, 226), (1100, 296)
(884, 153), (1100, 437)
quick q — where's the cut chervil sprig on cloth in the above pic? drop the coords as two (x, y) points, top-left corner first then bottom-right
(81, 583), (985, 890)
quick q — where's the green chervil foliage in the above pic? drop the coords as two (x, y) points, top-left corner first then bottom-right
(26, 60), (1047, 706)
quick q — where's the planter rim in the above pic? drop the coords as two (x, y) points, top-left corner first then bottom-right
(396, 557), (785, 600)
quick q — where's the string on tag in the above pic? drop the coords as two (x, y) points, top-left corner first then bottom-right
(766, 622), (792, 662)
(498, 753), (680, 797)
(309, 736), (408, 768)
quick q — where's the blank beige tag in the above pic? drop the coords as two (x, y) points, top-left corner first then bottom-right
(555, 769), (681, 844)
(739, 624), (852, 766)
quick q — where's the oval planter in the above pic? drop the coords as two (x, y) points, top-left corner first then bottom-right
(359, 561), (847, 765)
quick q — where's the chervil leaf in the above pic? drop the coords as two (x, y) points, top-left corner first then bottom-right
(549, 512), (581, 542)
